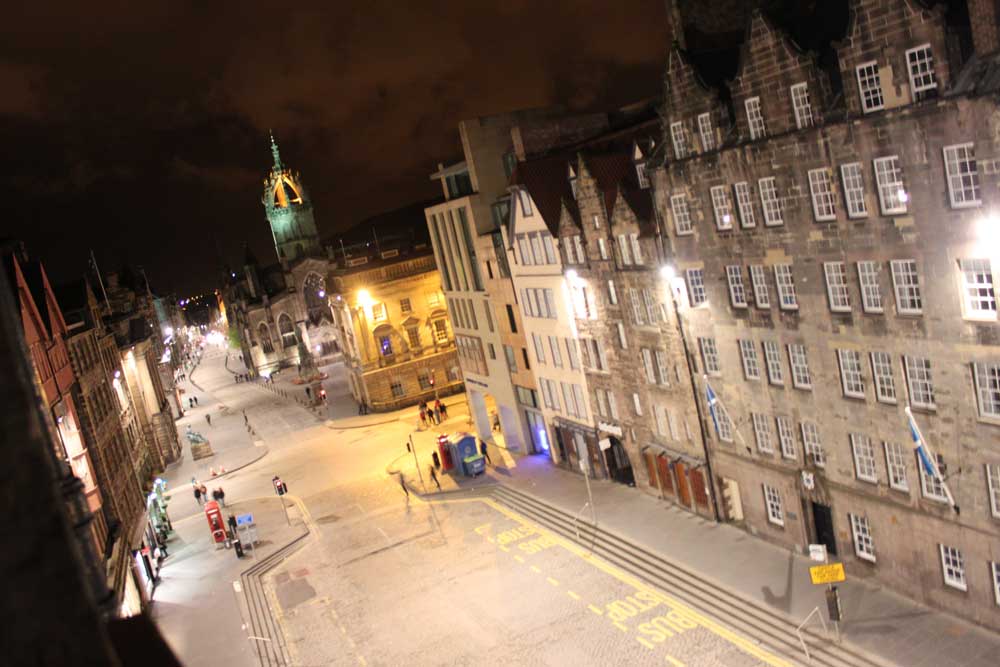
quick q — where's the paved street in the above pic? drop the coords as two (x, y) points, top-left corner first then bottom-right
(151, 346), (1000, 667)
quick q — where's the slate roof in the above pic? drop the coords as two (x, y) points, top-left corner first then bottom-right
(510, 156), (581, 235)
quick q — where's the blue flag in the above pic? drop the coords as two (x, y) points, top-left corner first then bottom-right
(909, 412), (938, 477)
(706, 381), (721, 438)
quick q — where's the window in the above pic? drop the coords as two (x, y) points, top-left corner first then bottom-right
(687, 269), (707, 306)
(838, 349), (865, 398)
(791, 82), (813, 129)
(802, 422), (825, 467)
(788, 344), (812, 389)
(505, 304), (517, 333)
(378, 335), (393, 356)
(700, 337), (720, 375)
(763, 485), (783, 526)
(974, 363), (1000, 418)
(642, 289), (658, 324)
(519, 189), (533, 216)
(523, 348), (531, 370)
(406, 326), (421, 349)
(671, 194), (693, 235)
(739, 339), (761, 380)
(885, 441), (909, 491)
(726, 265), (748, 307)
(483, 301), (494, 332)
(904, 356), (935, 409)
(670, 121), (689, 158)
(960, 259), (996, 316)
(905, 44), (937, 99)
(823, 262), (851, 312)
(549, 336), (563, 368)
(574, 235), (586, 264)
(278, 314), (296, 348)
(532, 333), (546, 364)
(540, 378), (560, 411)
(390, 379), (405, 398)
(711, 185), (734, 230)
(856, 61), (884, 113)
(716, 405), (733, 442)
(417, 370), (435, 391)
(943, 143), (981, 208)
(655, 350), (670, 385)
(427, 292), (441, 307)
(890, 260), (922, 314)
(759, 177), (783, 226)
(566, 338), (580, 370)
(641, 349), (657, 384)
(774, 264), (798, 309)
(636, 162), (650, 189)
(939, 545), (967, 591)
(988, 464), (1000, 518)
(745, 97), (766, 139)
(598, 238), (608, 260)
(920, 453), (949, 502)
(487, 343), (496, 360)
(870, 351), (897, 403)
(840, 163), (868, 218)
(857, 261), (883, 313)
(617, 234), (633, 266)
(750, 265), (770, 308)
(543, 234), (557, 264)
(632, 392), (643, 416)
(752, 413), (774, 453)
(763, 341), (783, 385)
(809, 169), (837, 221)
(734, 182), (756, 228)
(776, 416), (795, 459)
(433, 319), (449, 343)
(850, 515), (876, 562)
(874, 156), (907, 214)
(399, 298), (412, 314)
(568, 164), (579, 199)
(992, 561), (1000, 606)
(616, 322), (627, 349)
(697, 112), (714, 151)
(630, 234), (643, 265)
(628, 288), (645, 325)
(851, 433), (878, 483)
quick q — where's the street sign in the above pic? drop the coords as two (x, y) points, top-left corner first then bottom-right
(808, 544), (827, 562)
(236, 513), (254, 527)
(809, 562), (846, 585)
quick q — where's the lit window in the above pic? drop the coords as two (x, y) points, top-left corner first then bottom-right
(390, 379), (405, 397)
(607, 279), (618, 305)
(745, 97), (766, 139)
(699, 337), (720, 376)
(788, 344), (812, 389)
(433, 319), (448, 343)
(870, 351), (897, 404)
(749, 265), (770, 308)
(838, 349), (865, 398)
(739, 339), (761, 380)
(399, 298), (412, 314)
(840, 163), (868, 218)
(734, 182), (756, 228)
(773, 264), (797, 310)
(671, 194), (693, 235)
(959, 259), (996, 316)
(905, 44), (937, 100)
(987, 464), (1000, 518)
(857, 261), (883, 313)
(758, 177), (783, 226)
(874, 156), (907, 215)
(763, 340), (783, 385)
(698, 112), (714, 151)
(371, 302), (387, 322)
(884, 441), (909, 491)
(670, 121), (689, 159)
(850, 515), (876, 562)
(943, 143), (981, 208)
(711, 185), (734, 231)
(890, 259), (922, 314)
(904, 356), (935, 409)
(598, 238), (608, 260)
(763, 484), (783, 526)
(973, 362), (1000, 418)
(776, 416), (795, 459)
(851, 433), (878, 483)
(824, 262), (851, 312)
(378, 334), (393, 356)
(687, 269), (707, 306)
(519, 189), (533, 216)
(752, 413), (773, 453)
(939, 544), (967, 591)
(802, 421), (825, 467)
(856, 61), (884, 113)
(809, 169), (837, 221)
(791, 82), (813, 129)
(726, 265), (748, 307)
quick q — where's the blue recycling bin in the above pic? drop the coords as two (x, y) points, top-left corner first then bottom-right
(445, 433), (480, 477)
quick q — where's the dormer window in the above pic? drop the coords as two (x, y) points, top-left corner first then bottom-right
(568, 164), (579, 200)
(906, 45), (937, 101)
(745, 97), (766, 140)
(856, 62), (884, 113)
(697, 113), (714, 151)
(632, 141), (649, 189)
(791, 83), (813, 129)
(670, 121), (689, 158)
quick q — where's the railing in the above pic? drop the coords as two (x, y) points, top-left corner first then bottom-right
(573, 501), (591, 543)
(795, 606), (828, 663)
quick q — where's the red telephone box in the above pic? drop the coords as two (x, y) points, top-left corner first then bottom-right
(437, 434), (454, 471)
(204, 500), (227, 544)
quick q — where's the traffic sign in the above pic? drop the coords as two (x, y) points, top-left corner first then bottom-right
(808, 544), (827, 562)
(236, 513), (254, 527)
(809, 562), (846, 585)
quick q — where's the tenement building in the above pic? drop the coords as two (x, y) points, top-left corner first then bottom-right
(652, 0), (1000, 628)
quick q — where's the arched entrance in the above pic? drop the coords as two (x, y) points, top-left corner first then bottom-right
(604, 436), (635, 486)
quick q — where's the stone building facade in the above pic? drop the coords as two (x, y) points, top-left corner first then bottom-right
(652, 0), (1000, 629)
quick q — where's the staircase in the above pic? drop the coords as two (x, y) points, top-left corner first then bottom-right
(489, 484), (893, 667)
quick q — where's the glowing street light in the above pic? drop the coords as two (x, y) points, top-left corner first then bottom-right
(659, 265), (676, 281)
(357, 289), (374, 308)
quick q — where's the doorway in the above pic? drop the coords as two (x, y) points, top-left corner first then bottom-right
(811, 502), (837, 556)
(604, 437), (635, 486)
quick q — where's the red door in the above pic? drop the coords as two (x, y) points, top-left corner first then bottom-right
(674, 461), (692, 508)
(690, 468), (710, 511)
(656, 454), (674, 496)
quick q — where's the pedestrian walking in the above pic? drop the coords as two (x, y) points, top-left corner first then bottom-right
(433, 405), (441, 425)
(398, 472), (409, 499)
(194, 396), (199, 406)
(419, 407), (427, 428)
(491, 411), (500, 433)
(480, 439), (492, 465)
(206, 413), (212, 426)
(211, 488), (220, 503)
(217, 487), (226, 507)
(436, 399), (446, 420)
(358, 402), (364, 416)
(243, 409), (248, 424)
(194, 486), (203, 504)
(199, 484), (208, 501)
(305, 386), (311, 399)
(429, 465), (441, 491)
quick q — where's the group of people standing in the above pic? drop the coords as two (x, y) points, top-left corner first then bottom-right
(187, 396), (199, 408)
(192, 481), (226, 507)
(418, 399), (447, 428)
(233, 373), (250, 383)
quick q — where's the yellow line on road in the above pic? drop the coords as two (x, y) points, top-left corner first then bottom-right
(513, 555), (525, 563)
(546, 577), (559, 586)
(358, 657), (367, 666)
(567, 590), (581, 601)
(529, 565), (541, 574)
(665, 657), (685, 667)
(588, 604), (603, 615)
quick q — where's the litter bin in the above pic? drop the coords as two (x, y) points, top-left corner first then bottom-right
(233, 538), (244, 558)
(463, 453), (486, 477)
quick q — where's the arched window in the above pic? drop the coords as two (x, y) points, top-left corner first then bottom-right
(303, 272), (330, 325)
(258, 323), (274, 354)
(278, 314), (296, 348)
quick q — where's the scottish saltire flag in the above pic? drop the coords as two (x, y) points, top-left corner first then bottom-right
(705, 379), (721, 438)
(908, 411), (939, 478)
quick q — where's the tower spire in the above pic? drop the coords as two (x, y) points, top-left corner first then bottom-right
(270, 130), (283, 170)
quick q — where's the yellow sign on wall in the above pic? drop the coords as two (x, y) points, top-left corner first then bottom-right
(809, 562), (846, 585)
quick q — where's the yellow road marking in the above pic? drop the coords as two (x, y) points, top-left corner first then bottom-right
(666, 657), (685, 667)
(529, 565), (541, 574)
(358, 656), (367, 666)
(499, 544), (509, 552)
(567, 590), (581, 600)
(546, 577), (559, 586)
(612, 620), (629, 632)
(513, 555), (525, 563)
(588, 604), (604, 615)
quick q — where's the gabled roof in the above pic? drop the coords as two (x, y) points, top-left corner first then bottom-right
(510, 156), (581, 235)
(582, 152), (638, 217)
(620, 188), (655, 236)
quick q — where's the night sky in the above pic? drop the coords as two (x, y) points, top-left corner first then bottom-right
(0, 1), (674, 296)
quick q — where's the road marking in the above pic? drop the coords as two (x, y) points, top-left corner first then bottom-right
(588, 604), (604, 615)
(513, 555), (525, 564)
(546, 577), (559, 587)
(567, 590), (581, 601)
(665, 657), (685, 667)
(529, 565), (541, 574)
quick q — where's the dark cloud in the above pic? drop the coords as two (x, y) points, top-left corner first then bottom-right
(0, 1), (671, 295)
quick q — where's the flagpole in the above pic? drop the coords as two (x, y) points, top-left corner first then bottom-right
(90, 249), (111, 310)
(905, 406), (959, 514)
